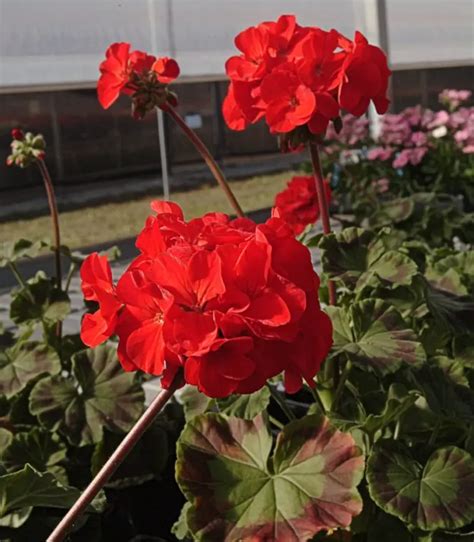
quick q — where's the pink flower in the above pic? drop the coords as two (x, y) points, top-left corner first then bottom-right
(367, 147), (393, 161)
(411, 131), (428, 147)
(427, 110), (450, 129)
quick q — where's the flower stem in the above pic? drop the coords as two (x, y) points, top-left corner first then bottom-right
(163, 105), (245, 218)
(8, 262), (27, 290)
(331, 360), (351, 412)
(47, 371), (184, 542)
(37, 159), (62, 290)
(308, 141), (336, 306)
(266, 383), (295, 422)
(309, 385), (327, 415)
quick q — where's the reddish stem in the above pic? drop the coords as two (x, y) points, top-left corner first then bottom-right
(37, 159), (62, 290)
(163, 105), (245, 218)
(47, 372), (183, 542)
(308, 141), (336, 306)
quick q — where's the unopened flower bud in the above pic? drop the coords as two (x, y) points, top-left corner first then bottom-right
(11, 128), (24, 141)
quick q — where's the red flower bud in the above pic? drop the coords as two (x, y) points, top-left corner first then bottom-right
(11, 128), (24, 141)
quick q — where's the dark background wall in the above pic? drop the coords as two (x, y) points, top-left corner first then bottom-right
(1, 65), (473, 192)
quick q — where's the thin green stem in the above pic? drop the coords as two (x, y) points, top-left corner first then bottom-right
(269, 416), (284, 430)
(64, 263), (76, 293)
(266, 384), (295, 422)
(163, 105), (245, 218)
(8, 262), (27, 290)
(331, 361), (352, 412)
(309, 386), (326, 415)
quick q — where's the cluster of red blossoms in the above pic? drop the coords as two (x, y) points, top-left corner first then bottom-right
(223, 14), (390, 138)
(97, 42), (180, 118)
(80, 201), (332, 398)
(272, 175), (331, 235)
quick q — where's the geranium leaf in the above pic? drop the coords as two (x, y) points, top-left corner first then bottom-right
(319, 228), (417, 290)
(1, 428), (67, 483)
(0, 342), (60, 399)
(176, 413), (364, 541)
(0, 239), (48, 267)
(10, 272), (70, 326)
(367, 442), (474, 531)
(357, 250), (418, 289)
(176, 385), (211, 422)
(362, 383), (419, 436)
(319, 227), (377, 286)
(328, 299), (426, 374)
(216, 387), (270, 419)
(425, 284), (474, 334)
(29, 344), (144, 445)
(0, 464), (86, 519)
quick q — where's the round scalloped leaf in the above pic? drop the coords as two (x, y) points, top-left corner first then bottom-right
(367, 442), (474, 531)
(1, 427), (67, 483)
(29, 344), (144, 445)
(0, 239), (48, 268)
(176, 413), (364, 541)
(10, 272), (70, 326)
(0, 342), (60, 399)
(328, 299), (426, 374)
(0, 464), (86, 520)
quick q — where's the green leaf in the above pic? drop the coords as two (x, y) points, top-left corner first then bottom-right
(0, 239), (48, 268)
(0, 464), (85, 519)
(328, 299), (426, 374)
(216, 387), (270, 420)
(29, 344), (144, 445)
(177, 385), (211, 422)
(10, 272), (70, 326)
(172, 502), (192, 541)
(430, 356), (469, 387)
(319, 227), (417, 289)
(0, 342), (60, 399)
(362, 383), (419, 436)
(367, 442), (474, 531)
(425, 284), (474, 335)
(176, 413), (364, 541)
(0, 428), (13, 453)
(357, 250), (418, 289)
(371, 197), (416, 225)
(1, 428), (67, 483)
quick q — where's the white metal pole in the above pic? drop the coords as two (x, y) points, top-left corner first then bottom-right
(355, 0), (391, 138)
(157, 109), (170, 200)
(148, 0), (170, 200)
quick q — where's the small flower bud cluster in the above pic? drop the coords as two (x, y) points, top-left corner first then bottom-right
(6, 129), (46, 168)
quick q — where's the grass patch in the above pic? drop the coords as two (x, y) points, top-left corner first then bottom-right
(0, 171), (296, 249)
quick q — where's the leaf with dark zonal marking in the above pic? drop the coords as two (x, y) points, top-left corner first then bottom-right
(176, 413), (364, 542)
(0, 342), (60, 399)
(367, 441), (474, 531)
(29, 344), (144, 446)
(328, 299), (426, 374)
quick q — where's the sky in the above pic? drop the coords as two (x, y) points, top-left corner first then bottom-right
(0, 0), (473, 88)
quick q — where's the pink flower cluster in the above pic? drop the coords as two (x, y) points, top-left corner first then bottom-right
(439, 89), (472, 112)
(325, 114), (369, 148)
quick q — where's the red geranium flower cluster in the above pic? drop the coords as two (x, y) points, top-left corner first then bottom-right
(98, 42), (180, 118)
(223, 14), (390, 137)
(272, 175), (331, 235)
(80, 201), (332, 398)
